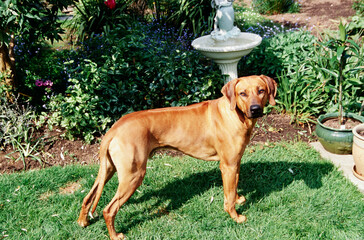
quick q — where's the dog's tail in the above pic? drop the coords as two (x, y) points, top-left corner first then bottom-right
(90, 131), (115, 215)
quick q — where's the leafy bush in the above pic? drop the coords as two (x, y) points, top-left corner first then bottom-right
(14, 41), (70, 104)
(239, 30), (317, 77)
(252, 0), (300, 15)
(275, 68), (329, 124)
(348, 1), (364, 36)
(238, 27), (363, 123)
(305, 28), (364, 115)
(41, 25), (223, 142)
(275, 33), (363, 124)
(14, 32), (115, 106)
(353, 0), (364, 15)
(0, 0), (71, 45)
(64, 0), (133, 41)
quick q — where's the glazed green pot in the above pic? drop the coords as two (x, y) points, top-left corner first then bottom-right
(316, 112), (364, 155)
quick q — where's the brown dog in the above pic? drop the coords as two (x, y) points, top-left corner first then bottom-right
(77, 75), (277, 240)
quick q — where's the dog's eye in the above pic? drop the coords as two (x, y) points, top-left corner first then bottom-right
(258, 89), (265, 94)
(240, 92), (247, 97)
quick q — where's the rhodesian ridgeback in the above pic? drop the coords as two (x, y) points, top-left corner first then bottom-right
(77, 75), (277, 240)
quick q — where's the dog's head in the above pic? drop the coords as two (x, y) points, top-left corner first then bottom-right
(221, 75), (277, 119)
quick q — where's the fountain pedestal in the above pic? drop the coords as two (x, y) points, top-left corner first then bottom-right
(215, 59), (240, 83)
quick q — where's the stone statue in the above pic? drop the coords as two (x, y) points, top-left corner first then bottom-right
(211, 0), (240, 41)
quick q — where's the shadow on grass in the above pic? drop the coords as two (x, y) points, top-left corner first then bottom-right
(114, 161), (333, 233)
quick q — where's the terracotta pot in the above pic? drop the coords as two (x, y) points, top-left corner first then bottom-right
(315, 112), (364, 155)
(352, 123), (364, 181)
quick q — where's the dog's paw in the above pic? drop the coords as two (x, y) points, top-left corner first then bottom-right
(236, 195), (246, 205)
(77, 218), (90, 228)
(110, 232), (125, 240)
(234, 214), (247, 223)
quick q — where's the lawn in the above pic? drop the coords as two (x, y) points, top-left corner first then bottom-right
(1, 143), (363, 240)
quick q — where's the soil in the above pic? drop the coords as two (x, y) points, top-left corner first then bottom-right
(358, 131), (364, 137)
(0, 0), (357, 174)
(243, 0), (356, 35)
(323, 117), (362, 130)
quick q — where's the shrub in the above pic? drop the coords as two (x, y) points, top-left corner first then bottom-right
(41, 25), (223, 142)
(353, 0), (364, 15)
(238, 30), (317, 77)
(64, 0), (133, 41)
(237, 27), (363, 123)
(305, 28), (364, 115)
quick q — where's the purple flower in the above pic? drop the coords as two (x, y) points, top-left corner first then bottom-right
(35, 79), (43, 87)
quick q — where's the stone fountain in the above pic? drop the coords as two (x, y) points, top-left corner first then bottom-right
(191, 0), (262, 83)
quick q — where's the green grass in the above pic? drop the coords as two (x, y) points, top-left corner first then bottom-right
(1, 143), (363, 239)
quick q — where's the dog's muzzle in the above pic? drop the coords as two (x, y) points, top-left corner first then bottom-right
(249, 105), (263, 118)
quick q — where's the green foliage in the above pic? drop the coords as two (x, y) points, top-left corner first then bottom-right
(239, 30), (317, 77)
(0, 0), (71, 45)
(42, 26), (222, 142)
(352, 0), (364, 15)
(348, 1), (364, 36)
(14, 44), (72, 104)
(240, 28), (363, 123)
(275, 69), (328, 124)
(167, 0), (215, 36)
(43, 60), (112, 143)
(347, 15), (364, 36)
(252, 0), (300, 15)
(65, 0), (133, 41)
(314, 22), (364, 121)
(0, 87), (33, 149)
(0, 87), (45, 168)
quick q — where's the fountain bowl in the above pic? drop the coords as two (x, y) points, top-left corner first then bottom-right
(191, 32), (262, 62)
(191, 32), (262, 83)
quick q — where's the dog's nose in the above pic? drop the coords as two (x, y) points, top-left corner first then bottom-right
(250, 105), (263, 118)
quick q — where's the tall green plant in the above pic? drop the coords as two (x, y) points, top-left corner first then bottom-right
(65, 0), (133, 41)
(319, 22), (363, 125)
(168, 0), (215, 36)
(276, 68), (327, 124)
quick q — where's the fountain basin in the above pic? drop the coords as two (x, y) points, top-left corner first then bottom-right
(191, 32), (262, 83)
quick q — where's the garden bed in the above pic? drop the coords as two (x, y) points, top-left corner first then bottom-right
(0, 112), (316, 173)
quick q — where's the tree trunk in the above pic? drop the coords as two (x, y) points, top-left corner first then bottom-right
(0, 34), (16, 94)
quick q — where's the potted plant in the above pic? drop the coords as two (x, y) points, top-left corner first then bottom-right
(352, 123), (364, 180)
(315, 21), (364, 154)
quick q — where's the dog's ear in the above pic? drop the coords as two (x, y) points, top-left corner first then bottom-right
(221, 78), (239, 111)
(260, 75), (277, 106)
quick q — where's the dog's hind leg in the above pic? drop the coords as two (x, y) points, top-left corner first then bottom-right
(103, 147), (148, 240)
(77, 152), (116, 227)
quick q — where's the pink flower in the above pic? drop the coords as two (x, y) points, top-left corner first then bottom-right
(104, 0), (116, 10)
(44, 80), (53, 89)
(35, 79), (43, 87)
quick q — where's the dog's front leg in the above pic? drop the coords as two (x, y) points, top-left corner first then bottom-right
(220, 160), (247, 223)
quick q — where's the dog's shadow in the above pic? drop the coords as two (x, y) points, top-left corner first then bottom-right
(114, 160), (333, 233)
